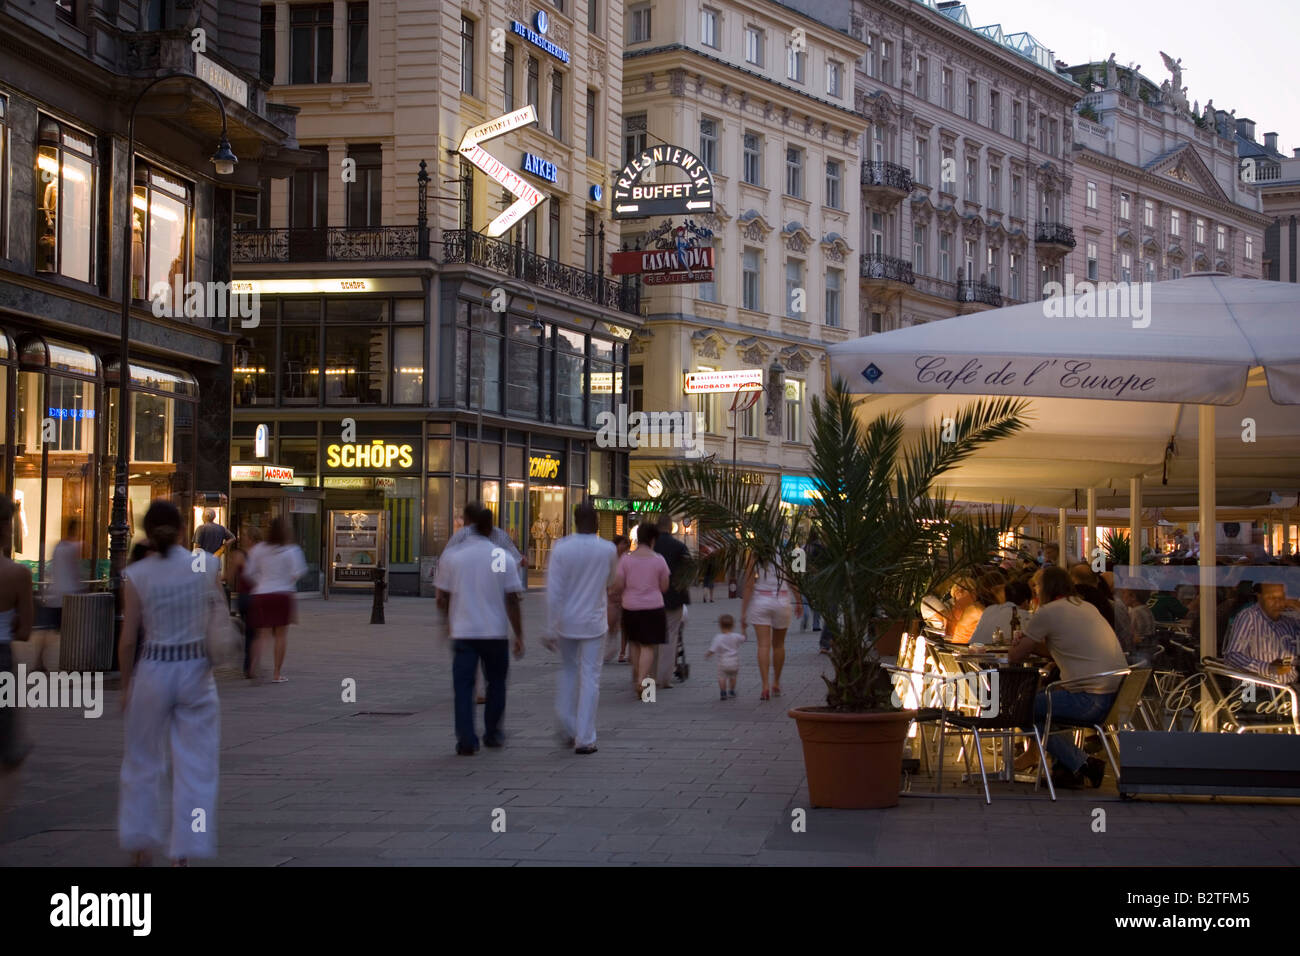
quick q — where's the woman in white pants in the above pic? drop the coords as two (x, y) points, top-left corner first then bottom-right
(741, 557), (802, 701)
(119, 500), (224, 866)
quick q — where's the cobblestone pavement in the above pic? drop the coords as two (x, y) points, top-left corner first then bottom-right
(2, 591), (1299, 866)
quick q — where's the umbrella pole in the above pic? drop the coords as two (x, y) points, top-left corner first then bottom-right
(1057, 508), (1067, 566)
(1129, 477), (1142, 577)
(1086, 488), (1098, 567)
(1198, 405), (1217, 730)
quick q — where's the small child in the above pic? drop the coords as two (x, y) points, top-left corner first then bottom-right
(705, 614), (746, 700)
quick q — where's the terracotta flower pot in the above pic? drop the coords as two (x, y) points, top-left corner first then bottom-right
(788, 707), (915, 809)
(873, 618), (920, 657)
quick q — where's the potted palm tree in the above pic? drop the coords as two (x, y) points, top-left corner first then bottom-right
(657, 380), (1028, 808)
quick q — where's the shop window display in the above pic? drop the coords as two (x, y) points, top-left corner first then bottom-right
(35, 116), (96, 284)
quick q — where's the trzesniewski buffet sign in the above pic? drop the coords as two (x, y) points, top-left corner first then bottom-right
(612, 146), (716, 219)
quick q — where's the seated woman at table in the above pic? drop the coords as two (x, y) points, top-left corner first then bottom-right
(942, 576), (983, 644)
(1010, 567), (1128, 789)
(1005, 578), (1034, 613)
(1068, 564), (1117, 632)
(969, 571), (1017, 645)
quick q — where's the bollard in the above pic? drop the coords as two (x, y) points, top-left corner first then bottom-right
(371, 565), (386, 624)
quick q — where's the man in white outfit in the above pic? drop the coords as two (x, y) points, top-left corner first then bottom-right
(545, 501), (616, 755)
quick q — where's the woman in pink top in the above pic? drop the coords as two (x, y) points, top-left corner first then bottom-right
(611, 522), (671, 699)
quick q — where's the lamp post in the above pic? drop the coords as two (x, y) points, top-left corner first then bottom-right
(110, 73), (237, 601)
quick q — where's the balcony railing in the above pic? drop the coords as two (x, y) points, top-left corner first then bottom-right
(232, 226), (426, 263)
(443, 229), (639, 316)
(861, 160), (914, 193)
(957, 279), (1003, 307)
(859, 253), (916, 285)
(1034, 221), (1077, 249)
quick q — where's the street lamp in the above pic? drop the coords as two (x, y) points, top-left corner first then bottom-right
(110, 73), (238, 603)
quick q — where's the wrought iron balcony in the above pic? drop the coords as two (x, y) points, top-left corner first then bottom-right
(861, 160), (913, 196)
(859, 253), (916, 285)
(232, 226), (427, 263)
(1034, 221), (1077, 250)
(957, 279), (1003, 307)
(443, 229), (639, 316)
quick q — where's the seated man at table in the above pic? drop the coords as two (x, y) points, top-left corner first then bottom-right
(1221, 582), (1300, 683)
(1010, 567), (1128, 789)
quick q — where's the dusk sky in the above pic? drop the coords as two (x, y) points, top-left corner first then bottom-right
(965, 0), (1299, 153)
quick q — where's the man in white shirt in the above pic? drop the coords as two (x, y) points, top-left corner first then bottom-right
(438, 502), (526, 590)
(545, 502), (617, 755)
(436, 507), (525, 756)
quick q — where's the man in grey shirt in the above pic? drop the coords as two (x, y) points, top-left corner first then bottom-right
(438, 502), (526, 590)
(193, 509), (234, 555)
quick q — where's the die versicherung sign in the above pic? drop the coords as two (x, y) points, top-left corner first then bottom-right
(914, 356), (1158, 399)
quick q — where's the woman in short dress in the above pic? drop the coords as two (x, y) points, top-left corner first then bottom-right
(612, 523), (670, 698)
(246, 518), (307, 683)
(741, 555), (802, 701)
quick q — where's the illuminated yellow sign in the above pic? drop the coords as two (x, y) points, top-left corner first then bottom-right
(325, 440), (415, 470)
(229, 278), (374, 295)
(529, 452), (563, 481)
(587, 371), (625, 394)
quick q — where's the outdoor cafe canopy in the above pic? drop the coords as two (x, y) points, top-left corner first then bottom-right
(826, 274), (1300, 659)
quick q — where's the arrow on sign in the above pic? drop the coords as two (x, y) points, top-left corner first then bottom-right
(459, 106), (547, 237)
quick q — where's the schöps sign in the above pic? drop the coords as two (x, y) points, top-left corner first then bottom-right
(325, 439), (415, 470)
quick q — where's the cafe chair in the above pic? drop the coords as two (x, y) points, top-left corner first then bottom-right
(1039, 667), (1149, 788)
(1201, 658), (1299, 735)
(935, 666), (1055, 805)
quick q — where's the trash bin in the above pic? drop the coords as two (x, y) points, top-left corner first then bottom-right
(58, 592), (115, 672)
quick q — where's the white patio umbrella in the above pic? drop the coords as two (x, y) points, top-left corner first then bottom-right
(827, 275), (1300, 661)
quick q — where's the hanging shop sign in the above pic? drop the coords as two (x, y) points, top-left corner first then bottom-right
(683, 369), (765, 394)
(612, 146), (716, 219)
(611, 219), (715, 282)
(324, 440), (417, 471)
(511, 12), (570, 64)
(459, 106), (547, 237)
(230, 464), (294, 483)
(255, 424), (269, 458)
(522, 152), (558, 183)
(528, 451), (565, 483)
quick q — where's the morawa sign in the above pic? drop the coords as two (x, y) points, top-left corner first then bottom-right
(612, 145), (715, 219)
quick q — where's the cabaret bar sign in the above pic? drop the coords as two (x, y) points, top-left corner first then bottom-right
(459, 106), (547, 237)
(683, 369), (765, 394)
(610, 247), (714, 275)
(612, 145), (715, 219)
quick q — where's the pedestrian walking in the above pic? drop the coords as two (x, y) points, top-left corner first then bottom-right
(118, 500), (224, 866)
(800, 533), (824, 632)
(192, 508), (234, 556)
(608, 534), (630, 663)
(0, 496), (35, 774)
(545, 501), (617, 754)
(705, 613), (745, 700)
(436, 505), (525, 755)
(224, 526), (260, 678)
(653, 515), (691, 689)
(438, 502), (527, 703)
(612, 522), (670, 699)
(741, 554), (802, 700)
(698, 544), (717, 603)
(245, 517), (307, 683)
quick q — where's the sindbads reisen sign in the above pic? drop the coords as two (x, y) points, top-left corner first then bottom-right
(612, 145), (715, 219)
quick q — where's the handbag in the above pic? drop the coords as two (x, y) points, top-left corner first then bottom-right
(205, 580), (244, 669)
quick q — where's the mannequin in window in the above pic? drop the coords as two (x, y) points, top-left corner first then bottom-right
(131, 209), (145, 300)
(10, 490), (27, 555)
(37, 165), (58, 272)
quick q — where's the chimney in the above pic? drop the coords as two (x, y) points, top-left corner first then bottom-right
(1236, 117), (1256, 140)
(1265, 132), (1279, 152)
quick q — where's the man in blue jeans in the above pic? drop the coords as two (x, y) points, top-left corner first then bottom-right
(1010, 567), (1128, 788)
(436, 505), (525, 755)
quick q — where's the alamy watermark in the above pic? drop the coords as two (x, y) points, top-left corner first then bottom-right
(1041, 275), (1152, 328)
(150, 279), (260, 327)
(595, 404), (705, 458)
(1, 665), (103, 718)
